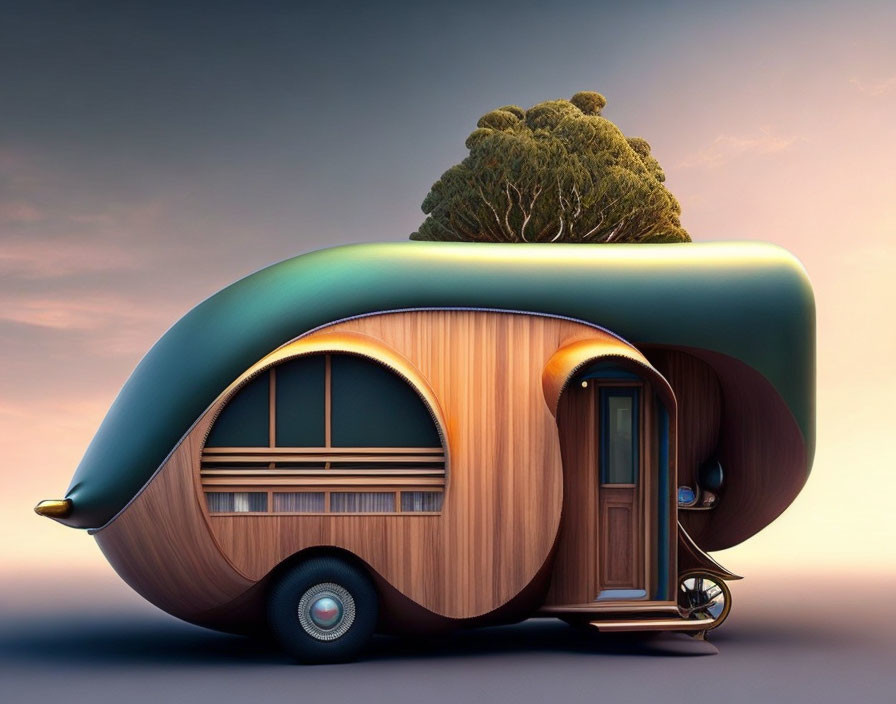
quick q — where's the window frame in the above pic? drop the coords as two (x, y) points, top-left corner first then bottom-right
(599, 386), (640, 486)
(200, 351), (447, 516)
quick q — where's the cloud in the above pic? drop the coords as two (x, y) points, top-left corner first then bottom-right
(678, 128), (801, 169)
(0, 147), (173, 279)
(0, 293), (162, 331)
(0, 397), (107, 425)
(0, 201), (44, 224)
(0, 288), (182, 362)
(850, 76), (896, 96)
(0, 237), (137, 278)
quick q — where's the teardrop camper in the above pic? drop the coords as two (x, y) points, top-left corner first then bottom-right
(36, 241), (815, 663)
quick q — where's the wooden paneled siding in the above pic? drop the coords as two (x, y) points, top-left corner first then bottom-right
(93, 430), (255, 625)
(205, 312), (604, 618)
(95, 311), (622, 621)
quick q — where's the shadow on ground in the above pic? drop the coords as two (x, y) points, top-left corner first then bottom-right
(0, 612), (726, 667)
(2, 587), (893, 704)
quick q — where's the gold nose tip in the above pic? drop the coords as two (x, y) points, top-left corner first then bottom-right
(34, 499), (73, 518)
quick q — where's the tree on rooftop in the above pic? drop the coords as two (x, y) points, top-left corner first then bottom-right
(411, 92), (689, 243)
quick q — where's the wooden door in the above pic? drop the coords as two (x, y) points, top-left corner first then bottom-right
(597, 386), (643, 593)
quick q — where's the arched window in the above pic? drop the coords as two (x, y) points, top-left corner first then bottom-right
(202, 353), (446, 515)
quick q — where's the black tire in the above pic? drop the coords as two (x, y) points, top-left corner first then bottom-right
(267, 557), (378, 663)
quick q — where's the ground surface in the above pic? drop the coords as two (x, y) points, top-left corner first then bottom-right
(1, 570), (893, 703)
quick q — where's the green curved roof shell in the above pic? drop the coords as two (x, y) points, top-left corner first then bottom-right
(61, 241), (815, 529)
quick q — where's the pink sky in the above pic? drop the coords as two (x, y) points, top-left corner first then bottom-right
(2, 1), (894, 579)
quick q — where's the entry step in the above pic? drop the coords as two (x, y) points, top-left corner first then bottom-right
(589, 615), (714, 632)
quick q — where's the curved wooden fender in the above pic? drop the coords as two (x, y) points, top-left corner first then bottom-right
(678, 523), (742, 580)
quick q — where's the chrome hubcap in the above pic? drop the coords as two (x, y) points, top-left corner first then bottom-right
(310, 596), (343, 629)
(297, 583), (356, 641)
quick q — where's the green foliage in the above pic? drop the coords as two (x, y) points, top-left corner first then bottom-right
(570, 91), (607, 116)
(412, 92), (689, 244)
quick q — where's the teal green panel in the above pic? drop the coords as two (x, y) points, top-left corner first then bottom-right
(330, 355), (441, 448)
(60, 241), (815, 529)
(275, 355), (326, 447)
(205, 372), (269, 447)
(578, 362), (642, 381)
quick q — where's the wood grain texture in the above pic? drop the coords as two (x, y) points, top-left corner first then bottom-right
(677, 525), (741, 580)
(546, 382), (649, 604)
(643, 346), (807, 550)
(203, 311), (609, 618)
(644, 349), (721, 492)
(543, 350), (677, 607)
(544, 380), (598, 605)
(94, 312), (715, 626)
(541, 338), (662, 417)
(681, 348), (808, 550)
(92, 431), (253, 627)
(600, 488), (640, 588)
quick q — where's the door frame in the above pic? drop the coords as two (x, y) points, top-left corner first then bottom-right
(540, 339), (679, 609)
(594, 380), (647, 597)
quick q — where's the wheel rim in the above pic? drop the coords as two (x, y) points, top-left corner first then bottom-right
(297, 583), (356, 641)
(678, 573), (730, 630)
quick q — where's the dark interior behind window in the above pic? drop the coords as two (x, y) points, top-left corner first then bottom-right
(275, 355), (326, 447)
(330, 355), (440, 447)
(206, 372), (270, 447)
(600, 387), (639, 484)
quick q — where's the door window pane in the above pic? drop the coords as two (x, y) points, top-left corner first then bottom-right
(601, 389), (639, 484)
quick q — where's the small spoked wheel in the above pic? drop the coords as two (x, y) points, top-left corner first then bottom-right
(268, 557), (378, 663)
(678, 572), (731, 632)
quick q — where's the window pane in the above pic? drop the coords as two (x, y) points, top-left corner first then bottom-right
(601, 390), (638, 484)
(330, 492), (395, 513)
(206, 492), (234, 513)
(400, 491), (443, 512)
(330, 355), (441, 448)
(235, 492), (267, 512)
(273, 492), (325, 512)
(275, 356), (326, 447)
(206, 492), (267, 513)
(206, 372), (270, 447)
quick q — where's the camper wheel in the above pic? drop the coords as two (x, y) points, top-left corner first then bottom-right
(268, 556), (378, 663)
(678, 571), (731, 631)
